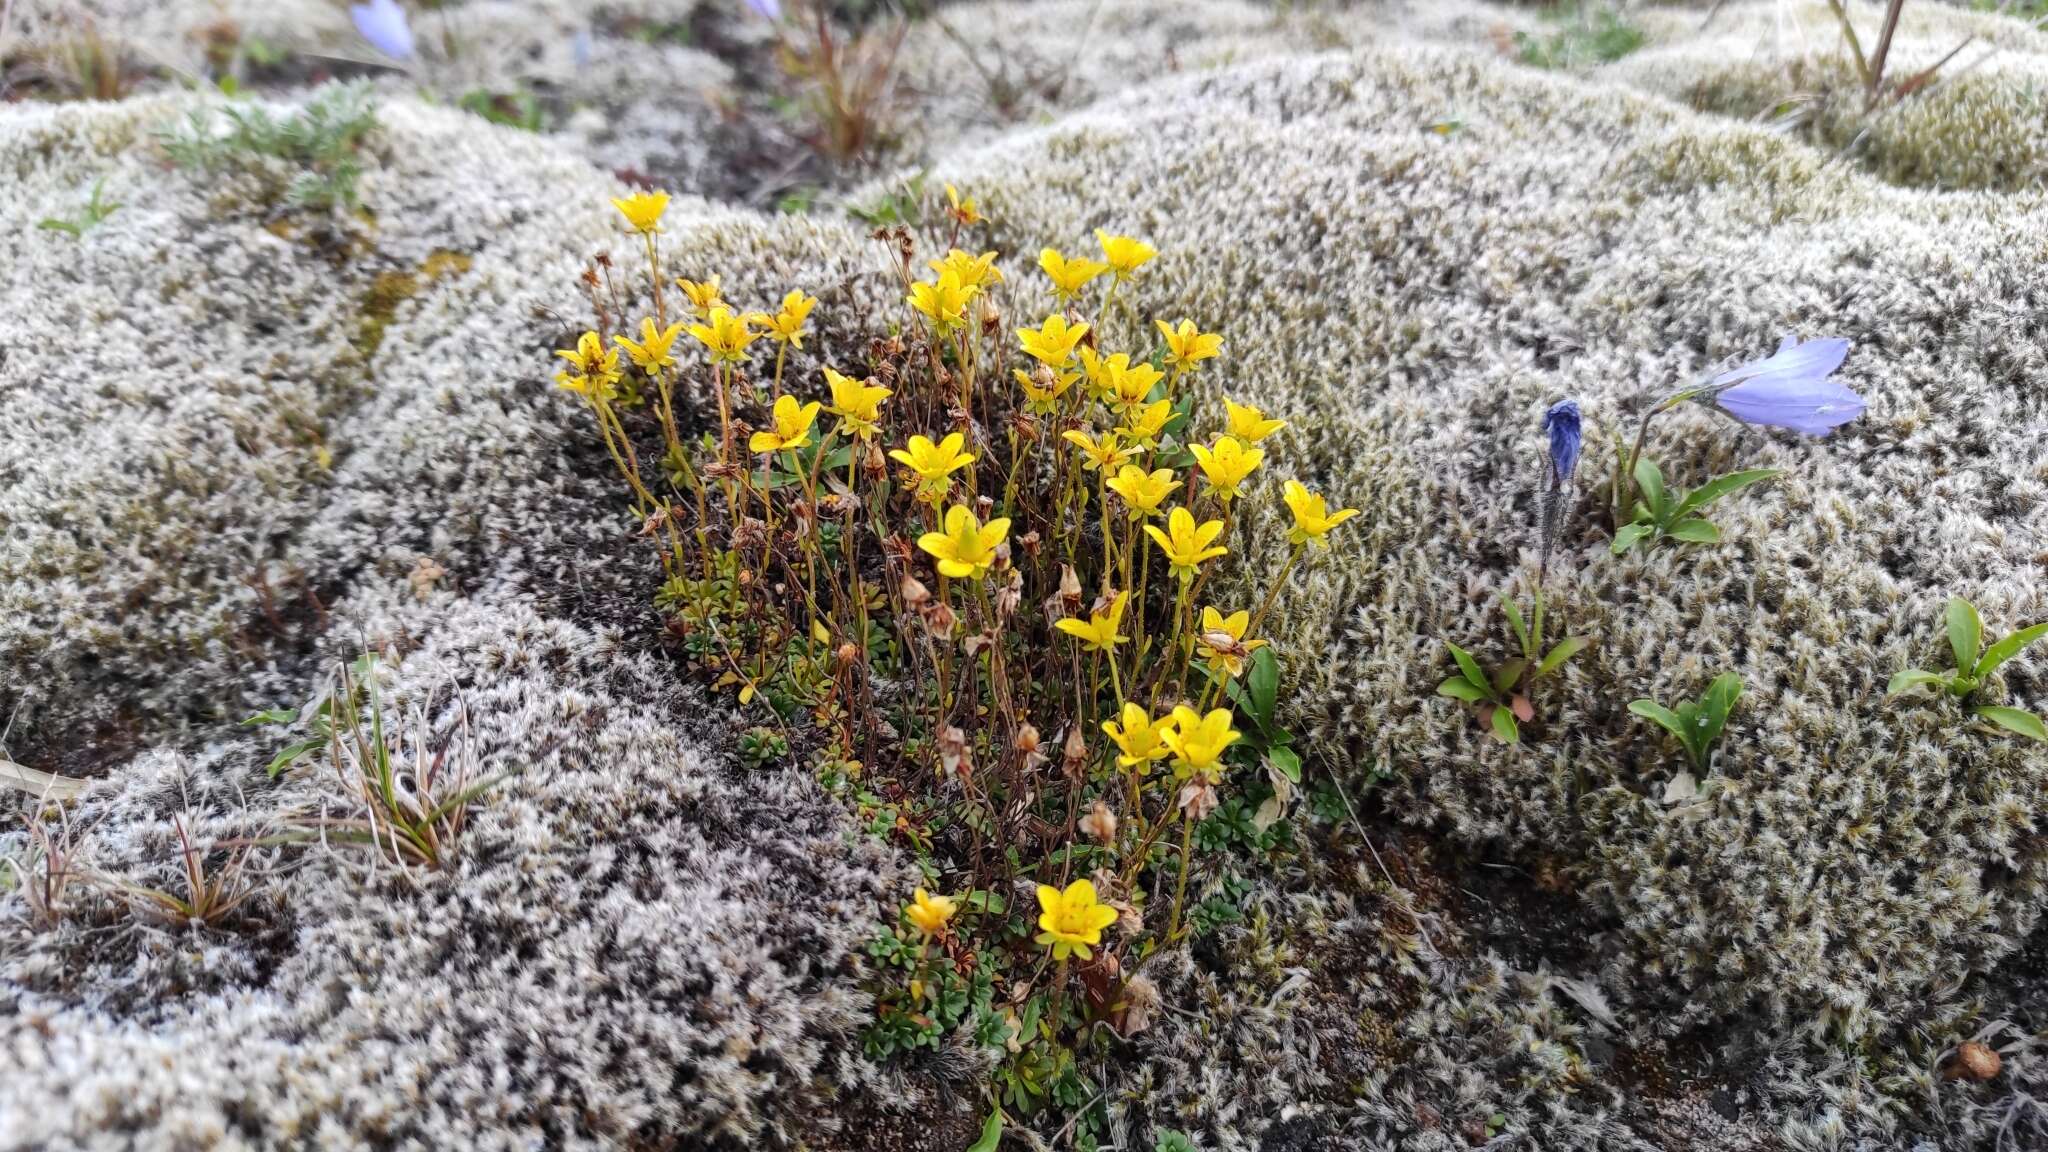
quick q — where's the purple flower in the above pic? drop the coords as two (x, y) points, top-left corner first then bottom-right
(746, 0), (783, 20)
(350, 0), (415, 61)
(1709, 336), (1863, 436)
(1541, 399), (1582, 485)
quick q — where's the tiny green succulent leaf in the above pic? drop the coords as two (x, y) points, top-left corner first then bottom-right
(1887, 668), (1949, 696)
(1975, 706), (2048, 743)
(1975, 621), (2048, 680)
(1489, 704), (1520, 744)
(1948, 597), (1983, 675)
(1448, 643), (1491, 698)
(1611, 523), (1654, 555)
(1664, 517), (1720, 544)
(1438, 676), (1487, 702)
(1633, 457), (1668, 521)
(1671, 468), (1780, 520)
(1535, 635), (1591, 678)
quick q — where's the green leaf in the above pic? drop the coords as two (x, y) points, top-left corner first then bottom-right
(1447, 642), (1492, 700)
(1501, 596), (1531, 657)
(1948, 597), (1982, 675)
(1493, 658), (1528, 696)
(1697, 672), (1743, 752)
(242, 708), (300, 726)
(1246, 646), (1280, 731)
(265, 737), (328, 777)
(1633, 456), (1668, 523)
(1663, 517), (1721, 544)
(1975, 706), (2048, 743)
(1268, 745), (1302, 784)
(1974, 621), (2048, 680)
(1628, 699), (1687, 744)
(1672, 468), (1781, 520)
(1610, 523), (1654, 555)
(1489, 705), (1520, 744)
(1535, 635), (1591, 679)
(1438, 676), (1487, 702)
(37, 218), (82, 237)
(1886, 668), (1948, 697)
(965, 1106), (1004, 1152)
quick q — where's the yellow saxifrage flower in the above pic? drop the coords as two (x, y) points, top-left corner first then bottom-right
(1145, 506), (1228, 580)
(688, 305), (758, 364)
(1162, 705), (1241, 783)
(1014, 366), (1078, 416)
(1102, 702), (1175, 769)
(611, 190), (670, 234)
(748, 395), (821, 454)
(904, 887), (958, 939)
(1103, 358), (1164, 419)
(1063, 428), (1139, 474)
(613, 318), (684, 373)
(1190, 436), (1263, 503)
(1195, 606), (1268, 680)
(929, 249), (1003, 294)
(554, 331), (622, 400)
(1095, 229), (1156, 281)
(1224, 399), (1286, 443)
(1017, 314), (1089, 368)
(1054, 591), (1129, 652)
(1077, 347), (1123, 400)
(677, 275), (725, 316)
(1035, 878), (1118, 961)
(1283, 480), (1361, 548)
(908, 271), (972, 335)
(1157, 318), (1223, 372)
(1105, 464), (1176, 518)
(945, 182), (983, 226)
(1040, 247), (1108, 302)
(750, 289), (817, 348)
(824, 368), (891, 439)
(918, 504), (1011, 580)
(889, 432), (976, 503)
(1122, 399), (1173, 449)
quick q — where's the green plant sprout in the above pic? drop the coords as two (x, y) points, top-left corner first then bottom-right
(158, 82), (378, 211)
(37, 178), (122, 238)
(1437, 590), (1592, 744)
(1630, 672), (1742, 775)
(1610, 457), (1780, 554)
(1888, 597), (2048, 743)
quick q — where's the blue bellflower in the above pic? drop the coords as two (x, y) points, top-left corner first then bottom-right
(350, 0), (415, 61)
(746, 0), (783, 20)
(1541, 399), (1582, 487)
(1709, 336), (1862, 436)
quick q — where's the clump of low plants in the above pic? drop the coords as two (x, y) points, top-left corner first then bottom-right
(37, 178), (121, 239)
(1630, 671), (1742, 795)
(1889, 596), (2048, 742)
(1439, 590), (1591, 744)
(755, 0), (905, 164)
(158, 82), (378, 212)
(1514, 3), (1645, 71)
(555, 185), (1355, 1142)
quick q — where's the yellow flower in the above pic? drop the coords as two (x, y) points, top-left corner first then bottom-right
(1077, 347), (1123, 400)
(1161, 705), (1240, 782)
(688, 305), (758, 364)
(889, 432), (977, 503)
(1035, 878), (1118, 961)
(929, 248), (1003, 294)
(904, 887), (959, 938)
(612, 317), (684, 373)
(945, 182), (983, 226)
(1144, 506), (1228, 580)
(907, 271), (972, 335)
(611, 190), (670, 234)
(917, 504), (1011, 580)
(1223, 399), (1286, 443)
(1157, 318), (1223, 372)
(1017, 314), (1090, 368)
(1054, 591), (1129, 652)
(1282, 480), (1361, 548)
(748, 395), (822, 454)
(1014, 366), (1079, 415)
(1063, 428), (1138, 474)
(1104, 464), (1176, 518)
(554, 330), (622, 400)
(749, 289), (817, 348)
(676, 275), (726, 317)
(1195, 606), (1267, 680)
(1122, 398), (1174, 449)
(1189, 436), (1263, 503)
(1040, 247), (1108, 302)
(1102, 702), (1175, 769)
(824, 368), (891, 439)
(1095, 229), (1156, 281)
(1103, 358), (1164, 419)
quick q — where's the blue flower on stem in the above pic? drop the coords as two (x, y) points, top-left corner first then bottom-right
(1708, 336), (1862, 436)
(350, 0), (415, 60)
(1541, 399), (1582, 486)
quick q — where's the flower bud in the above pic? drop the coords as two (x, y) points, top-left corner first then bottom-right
(1061, 725), (1088, 782)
